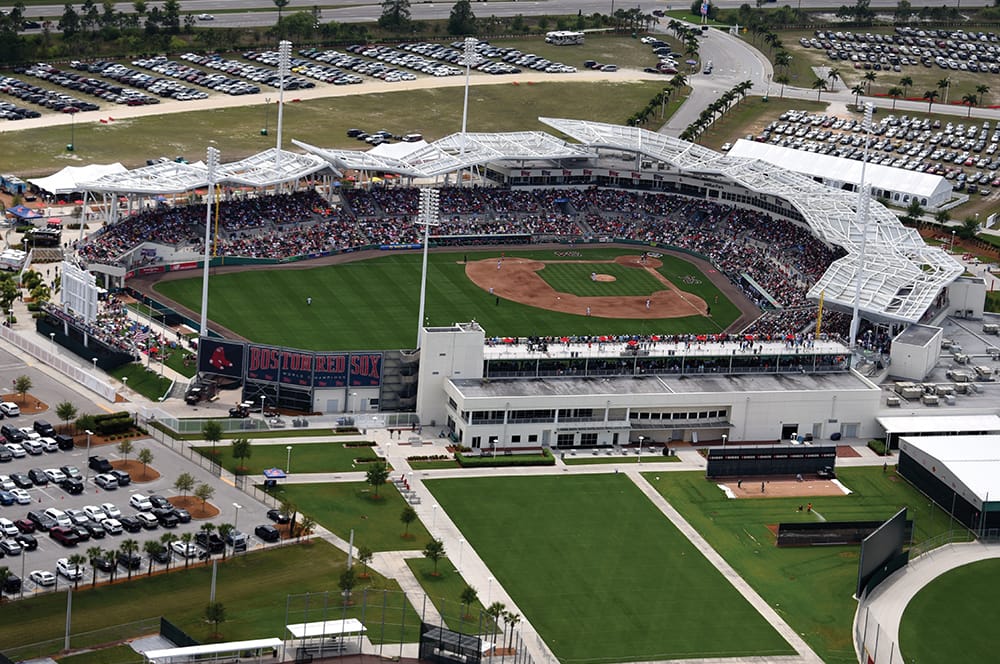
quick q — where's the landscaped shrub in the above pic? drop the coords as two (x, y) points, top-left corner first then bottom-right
(456, 449), (555, 468)
(868, 439), (889, 456)
(93, 411), (134, 436)
(344, 441), (376, 448)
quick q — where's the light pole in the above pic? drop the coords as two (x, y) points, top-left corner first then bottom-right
(262, 97), (271, 136)
(122, 376), (128, 395)
(84, 430), (93, 481)
(285, 445), (293, 473)
(459, 37), (478, 187)
(351, 392), (358, 417)
(414, 188), (440, 349)
(49, 332), (55, 348)
(458, 538), (465, 569)
(432, 504), (438, 530)
(487, 576), (494, 605)
(260, 395), (266, 416)
(66, 108), (77, 151)
(91, 357), (97, 375)
(637, 435), (645, 463)
(951, 230), (956, 252)
(275, 40), (292, 171)
(849, 103), (875, 351)
(199, 146), (220, 339)
(722, 433), (728, 449)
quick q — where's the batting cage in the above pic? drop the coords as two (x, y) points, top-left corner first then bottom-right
(776, 520), (913, 547)
(706, 445), (836, 478)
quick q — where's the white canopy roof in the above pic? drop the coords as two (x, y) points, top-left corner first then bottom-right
(295, 130), (593, 178)
(286, 618), (366, 638)
(878, 413), (1000, 434)
(727, 139), (953, 204)
(79, 149), (329, 195)
(539, 117), (963, 325)
(900, 434), (1000, 503)
(29, 163), (127, 195)
(144, 638), (282, 663)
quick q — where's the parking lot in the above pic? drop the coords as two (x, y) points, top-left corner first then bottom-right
(0, 349), (280, 598)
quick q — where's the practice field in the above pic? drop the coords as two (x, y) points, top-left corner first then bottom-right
(646, 467), (967, 664)
(151, 247), (744, 351)
(899, 559), (1000, 664)
(426, 474), (793, 663)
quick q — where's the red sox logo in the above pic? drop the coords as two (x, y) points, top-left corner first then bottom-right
(209, 345), (233, 371)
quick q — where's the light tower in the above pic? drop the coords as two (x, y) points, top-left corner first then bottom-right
(849, 102), (875, 351)
(415, 188), (440, 349)
(459, 37), (477, 187)
(200, 146), (220, 338)
(275, 40), (292, 173)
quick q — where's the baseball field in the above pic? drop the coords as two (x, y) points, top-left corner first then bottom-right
(151, 246), (749, 351)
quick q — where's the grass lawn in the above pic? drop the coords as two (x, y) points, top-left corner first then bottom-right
(899, 558), (1000, 664)
(192, 441), (378, 474)
(272, 482), (430, 552)
(696, 96), (830, 152)
(57, 645), (141, 664)
(109, 363), (173, 402)
(4, 80), (666, 176)
(645, 467), (968, 664)
(986, 290), (1000, 313)
(157, 425), (358, 441)
(537, 261), (667, 296)
(405, 555), (492, 632)
(153, 248), (739, 350)
(0, 541), (420, 653)
(427, 474), (793, 663)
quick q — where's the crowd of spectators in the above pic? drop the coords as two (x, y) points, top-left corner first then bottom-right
(78, 184), (850, 336)
(86, 295), (179, 359)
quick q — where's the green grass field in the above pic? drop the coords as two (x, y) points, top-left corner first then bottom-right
(153, 248), (739, 350)
(271, 482), (430, 552)
(899, 559), (1000, 664)
(426, 474), (793, 663)
(0, 541), (419, 654)
(646, 467), (968, 664)
(404, 555), (492, 632)
(192, 441), (378, 474)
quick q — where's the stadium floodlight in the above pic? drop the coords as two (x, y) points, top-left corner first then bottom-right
(849, 102), (875, 351)
(415, 188), (440, 349)
(459, 37), (478, 187)
(200, 146), (220, 339)
(275, 40), (292, 172)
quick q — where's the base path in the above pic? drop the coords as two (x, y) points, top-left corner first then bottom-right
(465, 254), (708, 319)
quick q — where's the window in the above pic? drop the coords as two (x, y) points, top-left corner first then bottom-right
(580, 433), (598, 446)
(557, 433), (575, 447)
(528, 434), (538, 443)
(511, 435), (521, 443)
(448, 398), (457, 410)
(471, 436), (481, 449)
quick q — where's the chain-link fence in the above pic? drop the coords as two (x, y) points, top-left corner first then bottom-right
(4, 617), (159, 662)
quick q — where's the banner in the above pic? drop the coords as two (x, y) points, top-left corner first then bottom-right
(314, 352), (349, 387)
(279, 349), (314, 386)
(349, 353), (382, 387)
(246, 344), (282, 382)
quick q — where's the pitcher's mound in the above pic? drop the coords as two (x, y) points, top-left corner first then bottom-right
(595, 274), (616, 282)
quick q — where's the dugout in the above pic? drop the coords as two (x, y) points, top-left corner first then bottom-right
(143, 638), (282, 664)
(706, 445), (836, 478)
(418, 622), (489, 664)
(286, 619), (366, 660)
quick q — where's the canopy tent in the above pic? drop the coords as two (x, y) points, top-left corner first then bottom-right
(28, 163), (127, 195)
(143, 638), (282, 664)
(6, 205), (42, 220)
(286, 619), (366, 639)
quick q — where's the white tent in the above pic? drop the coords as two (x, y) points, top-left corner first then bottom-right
(368, 139), (429, 160)
(29, 163), (127, 195)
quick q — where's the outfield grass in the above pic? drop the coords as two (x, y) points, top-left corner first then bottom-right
(154, 248), (740, 350)
(272, 482), (430, 552)
(645, 467), (967, 664)
(427, 474), (793, 663)
(537, 260), (667, 296)
(899, 559), (1000, 664)
(192, 441), (378, 474)
(0, 541), (420, 652)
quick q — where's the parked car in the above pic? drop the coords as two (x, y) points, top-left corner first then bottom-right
(27, 468), (48, 485)
(10, 472), (31, 489)
(170, 540), (200, 558)
(255, 524), (280, 543)
(28, 570), (56, 587)
(39, 437), (58, 453)
(136, 512), (159, 530)
(267, 509), (290, 524)
(151, 547), (171, 564)
(15, 532), (36, 550)
(119, 515), (143, 533)
(0, 518), (17, 537)
(10, 488), (31, 504)
(0, 447), (10, 463)
(109, 469), (131, 487)
(0, 539), (21, 556)
(60, 465), (81, 479)
(2, 573), (21, 594)
(26, 510), (56, 531)
(195, 532), (225, 553)
(87, 456), (112, 473)
(116, 551), (141, 570)
(4, 443), (25, 459)
(43, 468), (66, 483)
(50, 526), (81, 546)
(90, 553), (114, 573)
(94, 473), (118, 490)
(81, 520), (106, 539)
(0, 402), (21, 417)
(154, 509), (179, 528)
(55, 434), (74, 450)
(101, 503), (121, 519)
(60, 477), (84, 494)
(13, 518), (35, 533)
(33, 420), (55, 437)
(43, 508), (71, 528)
(174, 508), (191, 523)
(148, 495), (171, 510)
(57, 557), (84, 581)
(82, 505), (105, 521)
(0, 490), (14, 505)
(129, 493), (153, 511)
(100, 518), (123, 535)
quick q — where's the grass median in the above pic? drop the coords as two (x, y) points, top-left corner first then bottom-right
(193, 441), (378, 474)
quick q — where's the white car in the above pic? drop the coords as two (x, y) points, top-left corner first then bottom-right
(101, 502), (122, 519)
(18, 428), (40, 441)
(0, 402), (20, 416)
(29, 570), (56, 587)
(94, 474), (118, 490)
(4, 443), (25, 458)
(0, 475), (15, 491)
(170, 540), (200, 558)
(129, 494), (153, 511)
(197, 13), (214, 20)
(100, 518), (123, 535)
(64, 509), (89, 525)
(43, 508), (72, 528)
(10, 488), (31, 504)
(83, 505), (105, 521)
(56, 558), (84, 581)
(39, 437), (58, 452)
(0, 517), (17, 537)
(43, 468), (67, 484)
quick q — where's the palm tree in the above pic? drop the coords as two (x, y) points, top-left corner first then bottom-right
(851, 83), (865, 107)
(828, 67), (841, 92)
(863, 70), (877, 95)
(87, 546), (104, 588)
(68, 553), (87, 590)
(160, 533), (176, 571)
(899, 75), (913, 99)
(774, 50), (792, 72)
(887, 86), (903, 110)
(736, 80), (754, 103)
(937, 77), (951, 104)
(181, 532), (195, 568)
(812, 77), (827, 101)
(774, 73), (790, 98)
(963, 92), (979, 117)
(976, 83), (990, 106)
(217, 523), (234, 559)
(923, 89), (939, 112)
(670, 73), (687, 91)
(119, 539), (140, 580)
(143, 540), (164, 575)
(486, 602), (506, 652)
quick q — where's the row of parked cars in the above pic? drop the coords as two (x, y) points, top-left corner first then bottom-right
(296, 48), (406, 84)
(753, 110), (1000, 194)
(181, 52), (315, 90)
(806, 26), (1000, 74)
(131, 56), (262, 96)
